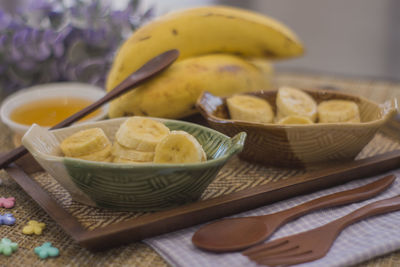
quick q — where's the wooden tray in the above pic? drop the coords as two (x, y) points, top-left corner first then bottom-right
(5, 118), (400, 251)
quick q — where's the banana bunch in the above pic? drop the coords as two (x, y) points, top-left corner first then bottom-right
(60, 117), (207, 164)
(60, 128), (112, 162)
(226, 87), (361, 124)
(106, 5), (304, 119)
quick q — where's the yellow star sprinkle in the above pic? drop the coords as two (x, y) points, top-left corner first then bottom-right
(22, 220), (46, 235)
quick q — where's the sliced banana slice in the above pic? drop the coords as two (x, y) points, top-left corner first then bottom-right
(78, 144), (112, 162)
(113, 157), (148, 164)
(278, 115), (314, 125)
(276, 87), (317, 122)
(115, 116), (170, 152)
(154, 131), (205, 164)
(318, 100), (361, 123)
(60, 128), (111, 157)
(103, 156), (114, 163)
(112, 142), (155, 162)
(227, 94), (274, 123)
(201, 149), (207, 162)
(274, 110), (286, 123)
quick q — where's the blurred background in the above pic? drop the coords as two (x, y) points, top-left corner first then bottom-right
(140, 0), (400, 81)
(1, 0), (400, 97)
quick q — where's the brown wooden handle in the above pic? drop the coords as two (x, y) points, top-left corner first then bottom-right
(50, 49), (179, 130)
(0, 146), (28, 169)
(264, 175), (396, 224)
(331, 194), (400, 233)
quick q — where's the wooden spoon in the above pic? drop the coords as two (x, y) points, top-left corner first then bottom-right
(192, 174), (395, 252)
(0, 49), (179, 169)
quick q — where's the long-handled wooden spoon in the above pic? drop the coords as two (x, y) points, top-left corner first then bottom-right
(192, 174), (395, 252)
(0, 49), (179, 169)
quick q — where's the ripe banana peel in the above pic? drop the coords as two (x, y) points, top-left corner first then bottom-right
(108, 54), (273, 119)
(106, 5), (304, 119)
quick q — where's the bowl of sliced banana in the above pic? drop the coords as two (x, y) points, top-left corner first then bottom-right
(196, 87), (397, 168)
(21, 116), (246, 211)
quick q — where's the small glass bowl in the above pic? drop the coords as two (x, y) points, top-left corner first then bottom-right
(0, 82), (108, 136)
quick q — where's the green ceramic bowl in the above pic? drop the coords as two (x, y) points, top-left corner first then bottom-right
(22, 117), (246, 211)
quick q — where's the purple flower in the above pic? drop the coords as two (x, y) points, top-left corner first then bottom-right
(0, 0), (153, 95)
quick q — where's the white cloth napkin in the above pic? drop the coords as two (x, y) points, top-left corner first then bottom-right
(144, 170), (400, 267)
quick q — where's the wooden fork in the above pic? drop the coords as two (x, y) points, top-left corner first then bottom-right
(243, 195), (400, 266)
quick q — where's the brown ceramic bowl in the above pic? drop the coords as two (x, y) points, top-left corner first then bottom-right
(196, 89), (398, 168)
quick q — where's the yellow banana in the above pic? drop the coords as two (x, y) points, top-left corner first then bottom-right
(106, 5), (303, 92)
(247, 57), (275, 76)
(108, 54), (273, 119)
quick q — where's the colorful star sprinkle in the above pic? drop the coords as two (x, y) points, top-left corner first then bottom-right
(34, 242), (59, 259)
(22, 220), (46, 235)
(0, 238), (18, 256)
(0, 197), (15, 208)
(0, 213), (15, 225)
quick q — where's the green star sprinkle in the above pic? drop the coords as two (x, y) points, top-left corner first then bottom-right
(34, 242), (59, 259)
(0, 238), (18, 256)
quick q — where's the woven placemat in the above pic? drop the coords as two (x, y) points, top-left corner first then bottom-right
(2, 72), (400, 266)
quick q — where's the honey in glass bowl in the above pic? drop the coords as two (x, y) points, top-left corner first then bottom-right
(10, 97), (102, 127)
(0, 82), (107, 137)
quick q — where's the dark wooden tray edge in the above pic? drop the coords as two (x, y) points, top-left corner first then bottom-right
(5, 149), (400, 251)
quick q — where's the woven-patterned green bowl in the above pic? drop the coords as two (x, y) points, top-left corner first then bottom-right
(22, 117), (246, 211)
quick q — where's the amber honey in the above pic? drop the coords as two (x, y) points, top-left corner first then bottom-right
(10, 97), (102, 127)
